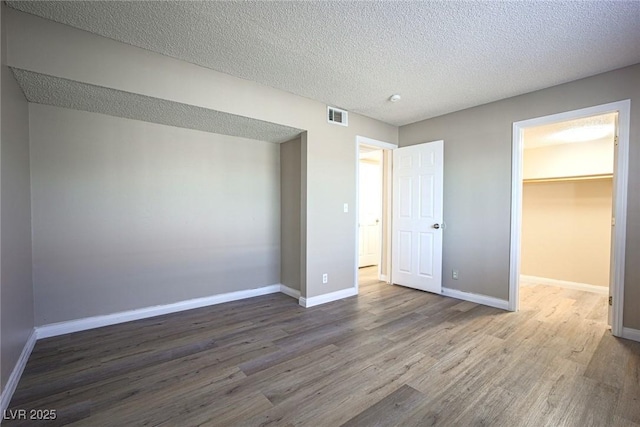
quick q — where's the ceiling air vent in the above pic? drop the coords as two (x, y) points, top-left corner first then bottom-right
(327, 106), (348, 127)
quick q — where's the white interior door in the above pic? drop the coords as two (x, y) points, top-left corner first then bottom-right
(392, 141), (444, 293)
(359, 159), (382, 267)
(359, 221), (380, 267)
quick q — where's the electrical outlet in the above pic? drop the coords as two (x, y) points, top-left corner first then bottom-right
(452, 269), (459, 280)
(322, 273), (328, 284)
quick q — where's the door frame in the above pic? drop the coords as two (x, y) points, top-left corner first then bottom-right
(509, 100), (630, 338)
(355, 135), (397, 290)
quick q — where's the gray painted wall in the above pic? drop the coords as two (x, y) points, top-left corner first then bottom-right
(280, 137), (302, 291)
(399, 64), (640, 329)
(0, 3), (34, 392)
(5, 9), (398, 300)
(30, 104), (281, 325)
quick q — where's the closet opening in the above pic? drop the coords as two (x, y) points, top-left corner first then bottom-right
(522, 112), (615, 327)
(510, 100), (630, 337)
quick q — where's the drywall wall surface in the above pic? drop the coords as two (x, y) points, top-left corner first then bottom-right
(524, 137), (614, 180)
(399, 64), (640, 329)
(6, 8), (398, 301)
(304, 125), (362, 297)
(30, 105), (281, 325)
(280, 136), (302, 291)
(0, 3), (34, 392)
(521, 179), (612, 287)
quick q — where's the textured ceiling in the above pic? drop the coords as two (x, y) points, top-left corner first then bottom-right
(11, 68), (302, 144)
(8, 1), (640, 126)
(524, 113), (616, 149)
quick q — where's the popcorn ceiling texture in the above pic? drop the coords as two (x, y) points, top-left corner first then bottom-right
(7, 1), (640, 126)
(11, 68), (302, 144)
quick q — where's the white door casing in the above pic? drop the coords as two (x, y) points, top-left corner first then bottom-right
(392, 141), (444, 293)
(608, 116), (619, 326)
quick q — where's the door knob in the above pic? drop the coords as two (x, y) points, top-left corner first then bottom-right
(433, 223), (440, 229)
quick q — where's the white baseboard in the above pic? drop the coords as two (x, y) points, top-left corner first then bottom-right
(299, 287), (358, 308)
(0, 330), (37, 414)
(441, 288), (509, 311)
(36, 284), (283, 339)
(380, 274), (389, 283)
(520, 275), (608, 295)
(279, 284), (301, 299)
(621, 327), (640, 343)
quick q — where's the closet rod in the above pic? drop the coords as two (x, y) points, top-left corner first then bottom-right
(523, 173), (613, 183)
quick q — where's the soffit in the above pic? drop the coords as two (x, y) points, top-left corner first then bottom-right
(12, 68), (303, 144)
(8, 1), (640, 126)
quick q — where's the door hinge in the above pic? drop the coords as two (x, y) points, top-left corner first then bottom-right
(612, 217), (616, 226)
(609, 296), (613, 306)
(614, 136), (619, 146)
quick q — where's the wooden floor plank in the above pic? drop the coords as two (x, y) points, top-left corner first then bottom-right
(339, 385), (425, 427)
(5, 266), (638, 426)
(585, 332), (631, 389)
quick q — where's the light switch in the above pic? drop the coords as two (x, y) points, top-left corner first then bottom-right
(343, 203), (349, 213)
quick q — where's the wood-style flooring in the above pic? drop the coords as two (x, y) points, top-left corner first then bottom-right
(5, 267), (640, 426)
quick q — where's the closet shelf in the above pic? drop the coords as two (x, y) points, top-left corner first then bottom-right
(523, 173), (613, 183)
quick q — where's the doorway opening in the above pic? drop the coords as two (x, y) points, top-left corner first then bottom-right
(520, 113), (615, 327)
(355, 136), (396, 289)
(510, 100), (630, 337)
(358, 146), (383, 281)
